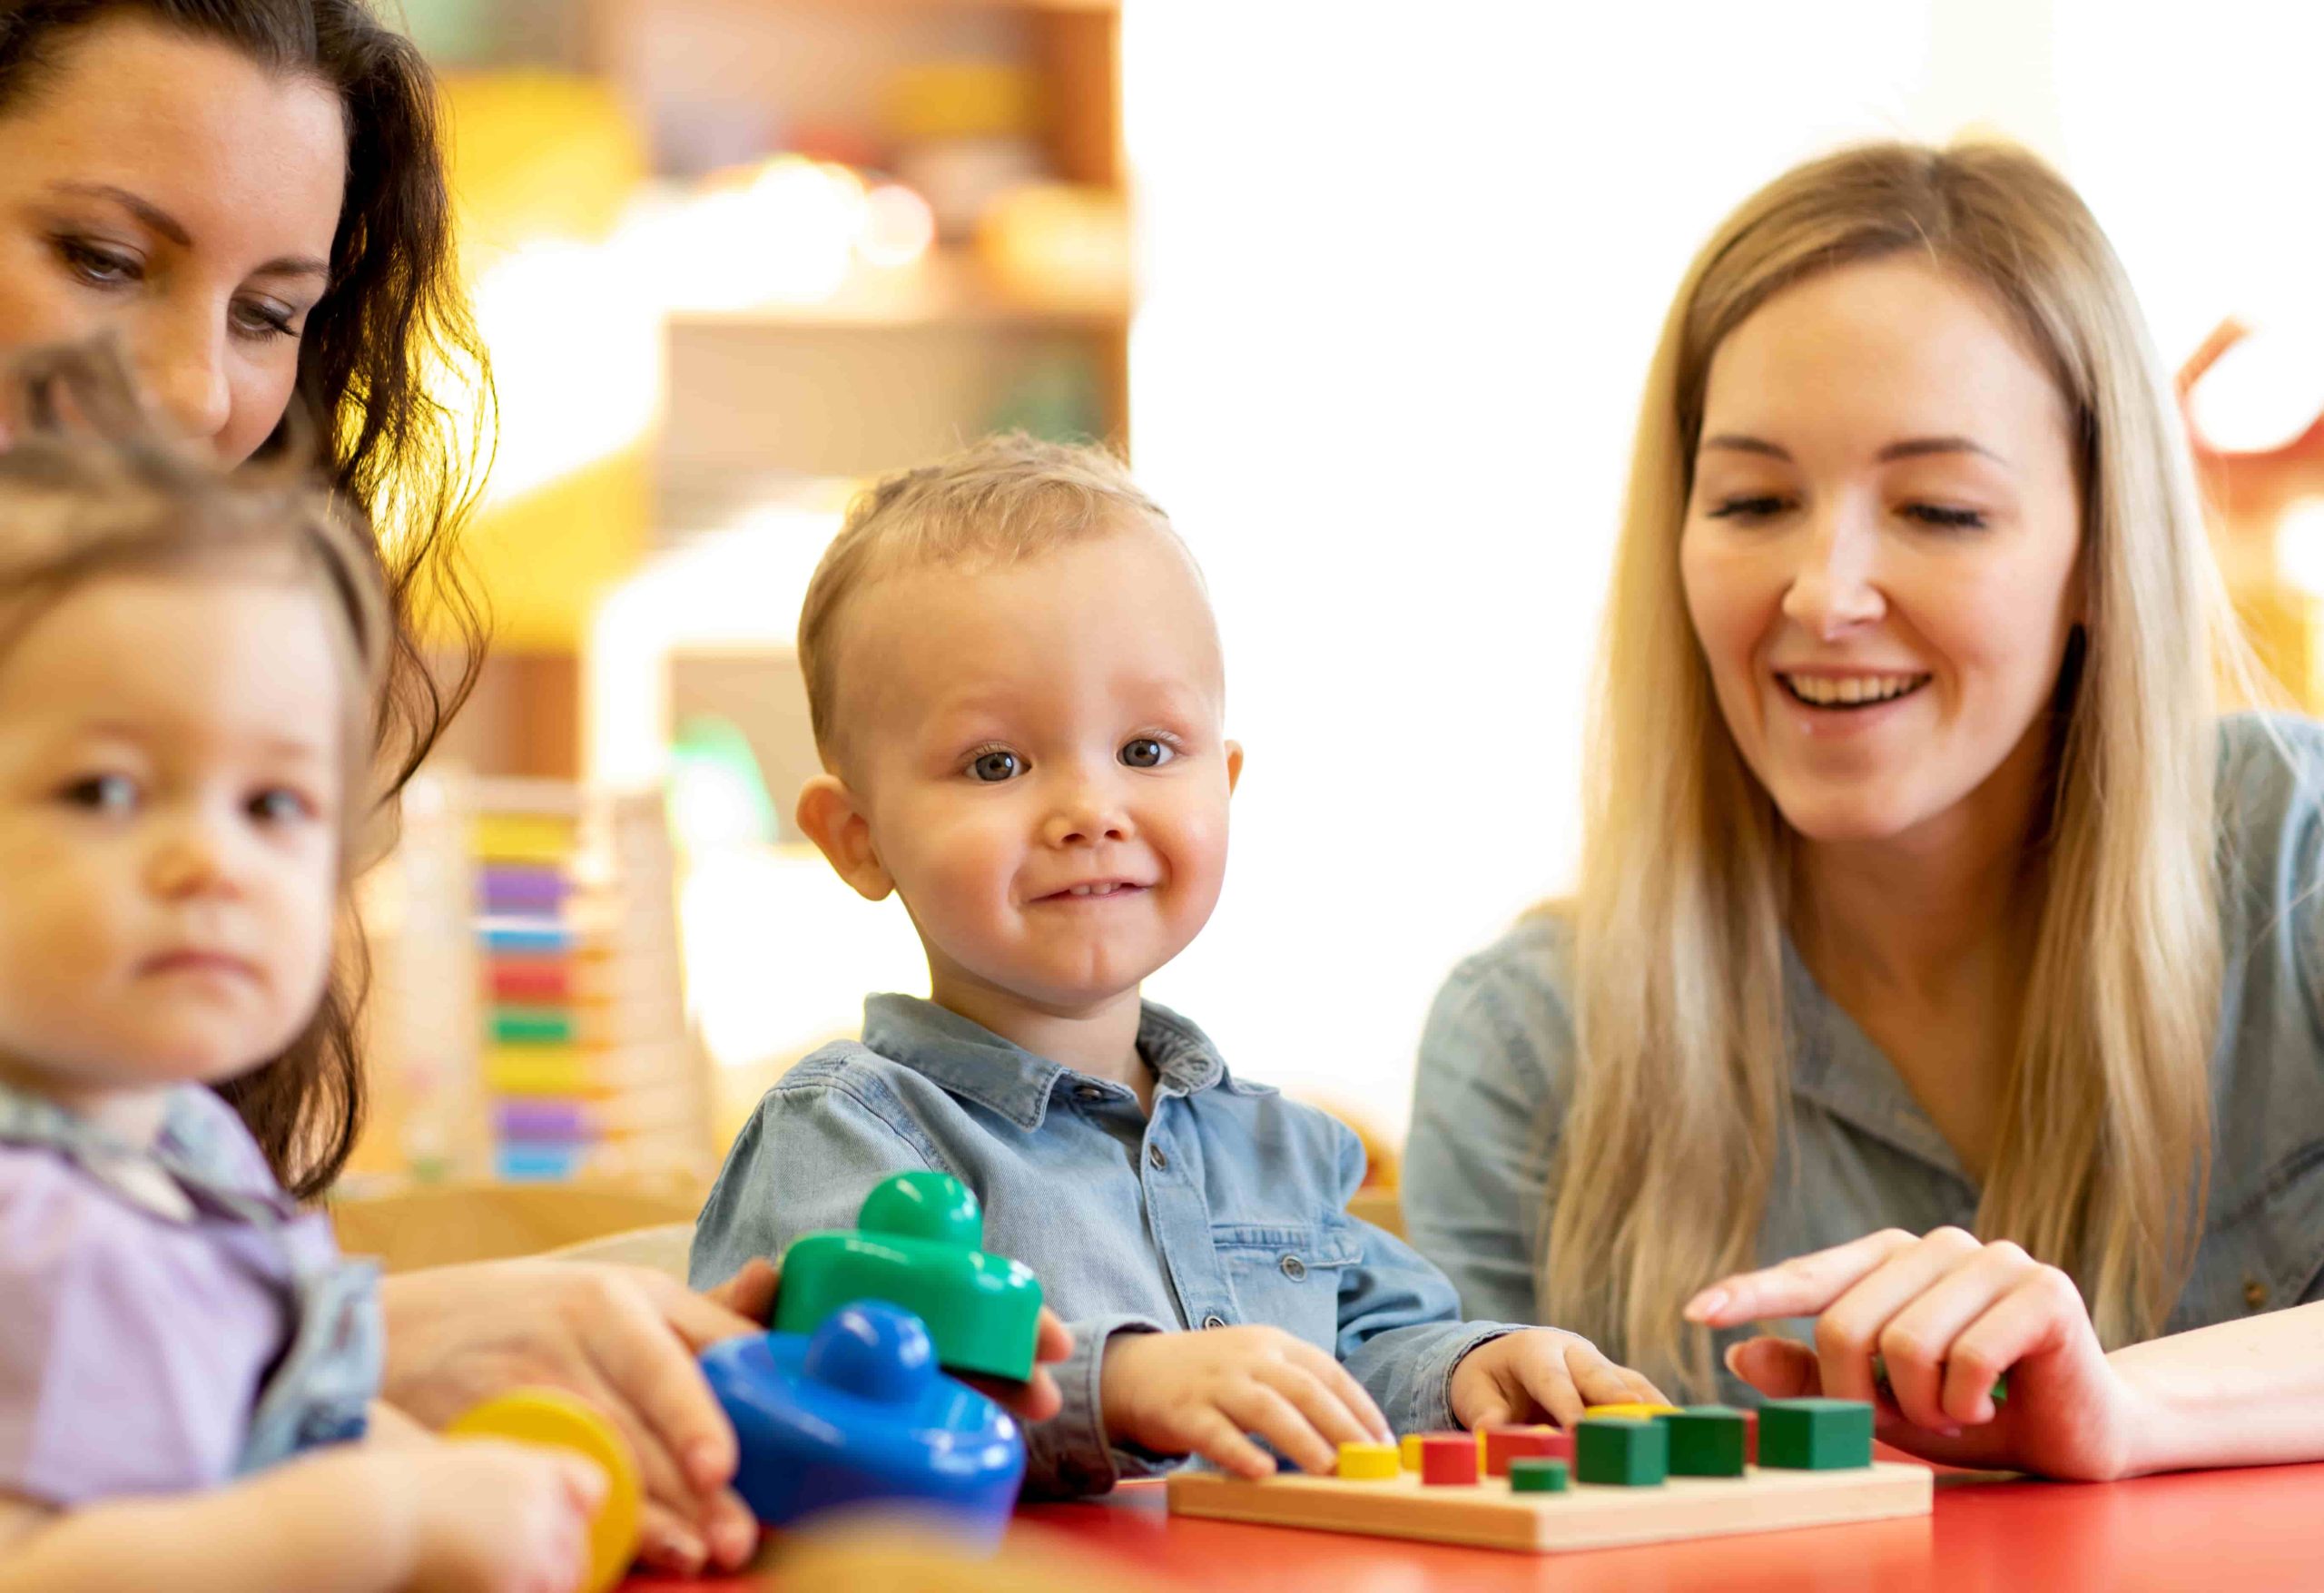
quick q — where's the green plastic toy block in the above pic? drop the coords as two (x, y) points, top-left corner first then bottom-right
(1575, 1418), (1668, 1487)
(1507, 1458), (1570, 1493)
(1664, 1404), (1748, 1477)
(1757, 1398), (1874, 1470)
(773, 1171), (1044, 1381)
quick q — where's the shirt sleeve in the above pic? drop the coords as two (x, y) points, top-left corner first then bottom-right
(686, 1068), (940, 1292)
(0, 1149), (253, 1503)
(1400, 919), (1575, 1325)
(1317, 1110), (1520, 1432)
(684, 1065), (1169, 1499)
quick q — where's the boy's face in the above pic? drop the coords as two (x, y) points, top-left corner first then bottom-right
(0, 568), (344, 1114)
(822, 526), (1241, 1017)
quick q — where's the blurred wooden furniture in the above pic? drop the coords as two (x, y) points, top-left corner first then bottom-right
(1347, 1187), (1408, 1240)
(330, 1181), (704, 1273)
(550, 1220), (696, 1281)
(2181, 316), (2324, 706)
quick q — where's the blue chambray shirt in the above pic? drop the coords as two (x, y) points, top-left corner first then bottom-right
(690, 996), (1528, 1497)
(1404, 713), (2324, 1398)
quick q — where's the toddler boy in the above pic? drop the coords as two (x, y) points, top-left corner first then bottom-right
(691, 437), (1661, 1495)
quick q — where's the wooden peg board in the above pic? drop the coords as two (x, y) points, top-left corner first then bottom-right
(1166, 1460), (1931, 1553)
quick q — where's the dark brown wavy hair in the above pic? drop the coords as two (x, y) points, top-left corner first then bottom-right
(0, 0), (490, 1198)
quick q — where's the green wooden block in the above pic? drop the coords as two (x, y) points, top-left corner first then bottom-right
(1508, 1458), (1569, 1493)
(1758, 1398), (1874, 1470)
(1665, 1404), (1748, 1476)
(1575, 1418), (1668, 1486)
(492, 1009), (575, 1044)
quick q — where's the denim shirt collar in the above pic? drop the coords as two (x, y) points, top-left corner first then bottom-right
(1779, 937), (1974, 1190)
(860, 993), (1236, 1129)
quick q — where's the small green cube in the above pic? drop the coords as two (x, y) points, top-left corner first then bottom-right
(1575, 1418), (1668, 1486)
(1507, 1457), (1569, 1493)
(1664, 1404), (1748, 1477)
(1757, 1398), (1873, 1470)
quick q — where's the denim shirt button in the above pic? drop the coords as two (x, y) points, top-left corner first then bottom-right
(1202, 1314), (1227, 1329)
(1279, 1254), (1306, 1281)
(1075, 1085), (1105, 1103)
(2244, 1277), (2270, 1311)
(1147, 1143), (1167, 1171)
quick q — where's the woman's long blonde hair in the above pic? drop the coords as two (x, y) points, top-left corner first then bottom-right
(1553, 140), (2255, 1392)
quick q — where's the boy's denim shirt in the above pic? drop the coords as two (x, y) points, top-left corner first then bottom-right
(691, 997), (1528, 1497)
(1404, 712), (2324, 1398)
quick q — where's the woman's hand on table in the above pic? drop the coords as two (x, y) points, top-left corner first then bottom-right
(379, 1258), (775, 1575)
(379, 1258), (1073, 1576)
(1684, 1226), (2145, 1480)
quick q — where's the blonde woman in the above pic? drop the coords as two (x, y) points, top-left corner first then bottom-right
(1403, 140), (2324, 1480)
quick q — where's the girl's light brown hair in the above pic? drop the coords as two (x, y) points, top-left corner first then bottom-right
(1552, 139), (2261, 1391)
(0, 338), (391, 1198)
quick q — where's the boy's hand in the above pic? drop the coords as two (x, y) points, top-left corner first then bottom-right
(1099, 1325), (1391, 1479)
(1451, 1329), (1667, 1429)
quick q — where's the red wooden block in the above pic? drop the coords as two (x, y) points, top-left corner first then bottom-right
(1420, 1433), (1479, 1486)
(1744, 1410), (1760, 1466)
(491, 958), (571, 1002)
(1482, 1426), (1571, 1477)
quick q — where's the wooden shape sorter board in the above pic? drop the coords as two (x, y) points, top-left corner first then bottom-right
(1165, 1460), (1931, 1554)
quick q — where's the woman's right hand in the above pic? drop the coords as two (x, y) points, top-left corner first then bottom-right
(1686, 1226), (2146, 1480)
(396, 1441), (606, 1593)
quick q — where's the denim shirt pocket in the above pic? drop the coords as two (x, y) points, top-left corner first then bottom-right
(1211, 1222), (1364, 1352)
(2180, 1138), (2324, 1331)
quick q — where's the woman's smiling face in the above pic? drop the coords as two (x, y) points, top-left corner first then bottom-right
(0, 14), (346, 462)
(1679, 255), (2085, 848)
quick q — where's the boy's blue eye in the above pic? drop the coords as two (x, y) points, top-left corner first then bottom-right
(1120, 738), (1174, 769)
(970, 750), (1023, 783)
(63, 773), (138, 814)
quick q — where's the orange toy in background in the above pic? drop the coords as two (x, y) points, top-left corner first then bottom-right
(1301, 1096), (1401, 1189)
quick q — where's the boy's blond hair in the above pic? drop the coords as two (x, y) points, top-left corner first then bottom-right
(798, 434), (1176, 763)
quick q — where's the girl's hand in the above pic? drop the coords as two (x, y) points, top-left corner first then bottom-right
(1685, 1226), (2144, 1480)
(1452, 1330), (1665, 1430)
(397, 1441), (606, 1593)
(1099, 1325), (1392, 1479)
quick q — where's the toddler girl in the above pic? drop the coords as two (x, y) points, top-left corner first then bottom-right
(0, 342), (603, 1593)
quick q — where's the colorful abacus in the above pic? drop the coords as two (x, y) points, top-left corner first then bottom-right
(351, 772), (709, 1188)
(470, 780), (705, 1184)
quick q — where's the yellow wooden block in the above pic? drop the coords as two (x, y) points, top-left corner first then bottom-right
(447, 1387), (641, 1593)
(472, 812), (577, 863)
(1336, 1441), (1399, 1480)
(1399, 1433), (1423, 1471)
(1584, 1401), (1684, 1421)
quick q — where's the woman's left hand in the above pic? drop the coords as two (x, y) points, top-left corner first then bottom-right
(1685, 1226), (2146, 1480)
(379, 1257), (777, 1575)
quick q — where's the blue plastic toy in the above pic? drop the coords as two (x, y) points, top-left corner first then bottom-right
(702, 1300), (1025, 1546)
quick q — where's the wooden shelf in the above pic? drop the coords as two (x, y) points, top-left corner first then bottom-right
(665, 248), (1129, 332)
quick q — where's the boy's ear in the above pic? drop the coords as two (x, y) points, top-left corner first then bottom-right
(795, 774), (894, 901)
(1225, 741), (1245, 796)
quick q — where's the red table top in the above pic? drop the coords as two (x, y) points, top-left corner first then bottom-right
(627, 1457), (2324, 1592)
